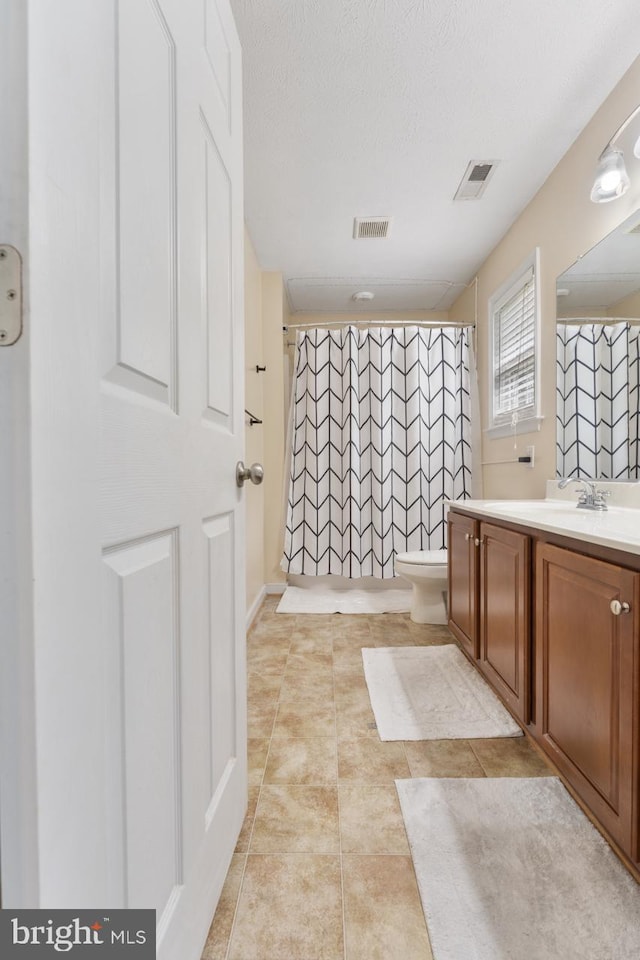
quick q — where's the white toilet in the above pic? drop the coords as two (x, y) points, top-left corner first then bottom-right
(394, 550), (448, 624)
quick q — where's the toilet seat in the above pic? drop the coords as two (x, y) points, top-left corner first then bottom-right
(395, 550), (448, 580)
(395, 550), (448, 566)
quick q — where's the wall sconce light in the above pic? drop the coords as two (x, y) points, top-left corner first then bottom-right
(591, 104), (640, 203)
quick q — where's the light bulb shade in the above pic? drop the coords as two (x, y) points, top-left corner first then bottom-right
(590, 149), (630, 203)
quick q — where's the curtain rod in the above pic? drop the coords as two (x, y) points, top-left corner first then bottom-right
(557, 316), (640, 325)
(283, 319), (475, 331)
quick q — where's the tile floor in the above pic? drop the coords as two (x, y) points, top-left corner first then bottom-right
(202, 596), (553, 960)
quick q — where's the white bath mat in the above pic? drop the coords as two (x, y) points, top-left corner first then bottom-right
(396, 776), (640, 960)
(362, 645), (522, 740)
(276, 585), (412, 615)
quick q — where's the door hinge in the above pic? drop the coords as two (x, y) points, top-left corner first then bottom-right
(0, 245), (23, 346)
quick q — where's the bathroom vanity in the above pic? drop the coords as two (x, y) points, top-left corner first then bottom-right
(447, 495), (640, 878)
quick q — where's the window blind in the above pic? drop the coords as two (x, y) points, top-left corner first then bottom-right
(493, 270), (535, 420)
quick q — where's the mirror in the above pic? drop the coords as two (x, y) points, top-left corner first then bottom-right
(556, 210), (640, 479)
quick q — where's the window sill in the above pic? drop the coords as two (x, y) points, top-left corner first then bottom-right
(485, 415), (544, 441)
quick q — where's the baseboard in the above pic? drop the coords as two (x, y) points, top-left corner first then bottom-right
(265, 582), (287, 595)
(246, 586), (266, 631)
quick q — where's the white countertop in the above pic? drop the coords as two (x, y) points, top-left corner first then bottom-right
(447, 498), (640, 557)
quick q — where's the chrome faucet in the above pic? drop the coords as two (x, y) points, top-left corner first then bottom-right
(558, 477), (611, 511)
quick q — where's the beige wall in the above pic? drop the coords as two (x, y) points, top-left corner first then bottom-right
(261, 273), (288, 587)
(612, 288), (640, 318)
(451, 54), (640, 499)
(556, 308), (606, 319)
(243, 238), (290, 614)
(243, 229), (265, 615)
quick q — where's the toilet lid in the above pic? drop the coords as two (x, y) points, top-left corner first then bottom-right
(395, 550), (448, 565)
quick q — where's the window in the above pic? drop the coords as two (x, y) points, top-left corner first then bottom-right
(487, 249), (542, 438)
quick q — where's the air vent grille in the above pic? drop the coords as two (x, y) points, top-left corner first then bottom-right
(353, 217), (391, 239)
(453, 160), (499, 201)
(468, 163), (493, 182)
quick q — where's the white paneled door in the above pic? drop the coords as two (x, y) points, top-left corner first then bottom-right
(1, 2), (246, 958)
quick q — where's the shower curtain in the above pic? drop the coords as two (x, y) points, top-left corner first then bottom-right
(556, 322), (640, 479)
(282, 325), (473, 578)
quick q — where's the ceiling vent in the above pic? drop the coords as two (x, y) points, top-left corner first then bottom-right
(453, 160), (499, 201)
(353, 217), (391, 239)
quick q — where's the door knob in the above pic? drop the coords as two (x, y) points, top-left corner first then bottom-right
(610, 599), (630, 616)
(236, 461), (264, 488)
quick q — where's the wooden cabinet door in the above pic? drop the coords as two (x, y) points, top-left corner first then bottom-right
(447, 512), (479, 658)
(478, 523), (531, 724)
(535, 542), (638, 857)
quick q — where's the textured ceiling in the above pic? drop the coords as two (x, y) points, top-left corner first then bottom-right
(230, 0), (640, 314)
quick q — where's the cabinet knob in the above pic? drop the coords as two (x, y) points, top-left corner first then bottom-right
(475, 538), (483, 547)
(464, 533), (471, 541)
(610, 599), (631, 616)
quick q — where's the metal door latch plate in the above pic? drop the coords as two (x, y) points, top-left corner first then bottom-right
(0, 245), (23, 346)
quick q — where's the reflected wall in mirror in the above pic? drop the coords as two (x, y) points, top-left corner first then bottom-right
(556, 210), (640, 479)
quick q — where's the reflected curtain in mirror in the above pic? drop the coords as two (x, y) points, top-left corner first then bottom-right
(282, 326), (472, 578)
(556, 322), (640, 479)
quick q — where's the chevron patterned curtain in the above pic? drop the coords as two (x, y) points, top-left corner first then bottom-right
(556, 323), (640, 479)
(282, 326), (472, 578)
